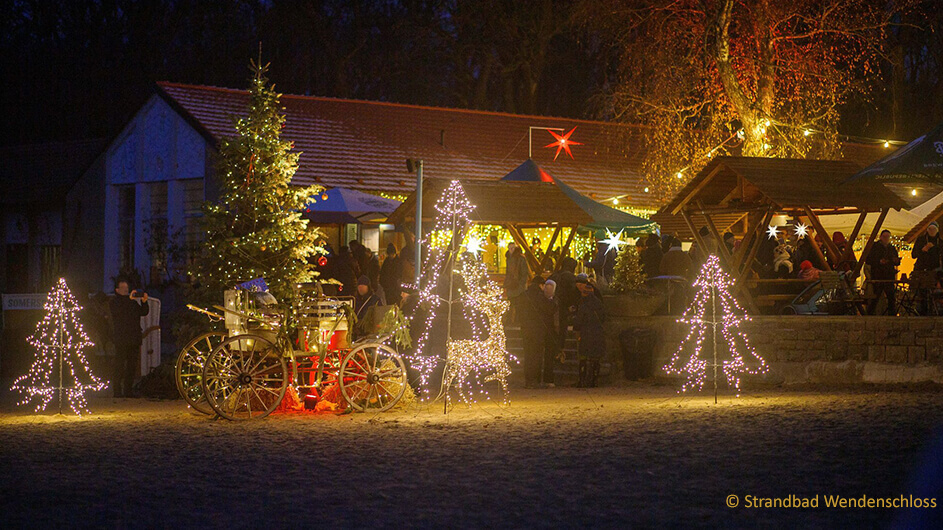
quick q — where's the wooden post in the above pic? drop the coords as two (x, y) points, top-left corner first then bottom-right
(845, 212), (868, 261)
(699, 203), (733, 266)
(504, 224), (542, 273)
(545, 226), (562, 256)
(681, 209), (709, 255)
(803, 206), (842, 267)
(733, 207), (773, 276)
(555, 226), (578, 271)
(851, 209), (889, 279)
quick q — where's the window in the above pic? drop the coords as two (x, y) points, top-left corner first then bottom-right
(117, 186), (136, 271)
(181, 179), (204, 266)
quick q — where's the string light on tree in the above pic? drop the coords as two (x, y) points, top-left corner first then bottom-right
(11, 278), (107, 415)
(664, 256), (768, 402)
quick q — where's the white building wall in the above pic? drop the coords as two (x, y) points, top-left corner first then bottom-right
(101, 95), (210, 290)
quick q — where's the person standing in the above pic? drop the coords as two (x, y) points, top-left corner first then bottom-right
(867, 230), (901, 315)
(541, 279), (562, 387)
(549, 256), (580, 354)
(333, 246), (359, 295)
(379, 243), (404, 304)
(640, 233), (664, 279)
(574, 274), (606, 388)
(504, 242), (530, 323)
(362, 246), (381, 291)
(109, 277), (149, 398)
(520, 276), (551, 388)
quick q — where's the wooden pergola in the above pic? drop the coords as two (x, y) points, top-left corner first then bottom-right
(652, 157), (908, 310)
(387, 178), (656, 272)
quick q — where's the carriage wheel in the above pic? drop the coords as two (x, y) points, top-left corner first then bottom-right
(202, 334), (288, 421)
(175, 332), (226, 414)
(339, 343), (407, 412)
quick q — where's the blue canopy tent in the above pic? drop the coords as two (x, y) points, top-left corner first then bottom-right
(845, 122), (943, 207)
(500, 159), (656, 234)
(304, 187), (402, 224)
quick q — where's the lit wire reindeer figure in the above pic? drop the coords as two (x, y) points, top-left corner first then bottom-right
(443, 260), (512, 407)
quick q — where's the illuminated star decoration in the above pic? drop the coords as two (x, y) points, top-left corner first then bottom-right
(766, 225), (779, 239)
(601, 228), (627, 253)
(544, 126), (583, 161)
(794, 223), (810, 238)
(464, 235), (486, 255)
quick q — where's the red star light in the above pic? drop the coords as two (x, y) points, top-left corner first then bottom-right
(544, 126), (582, 160)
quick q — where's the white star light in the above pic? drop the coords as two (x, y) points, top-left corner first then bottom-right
(766, 225), (779, 239)
(794, 223), (810, 238)
(601, 229), (627, 253)
(464, 236), (485, 255)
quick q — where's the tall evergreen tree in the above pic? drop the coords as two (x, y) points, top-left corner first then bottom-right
(192, 59), (323, 303)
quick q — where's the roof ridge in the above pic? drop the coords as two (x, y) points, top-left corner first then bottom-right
(156, 81), (645, 129)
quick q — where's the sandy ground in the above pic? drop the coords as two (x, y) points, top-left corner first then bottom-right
(3, 383), (943, 529)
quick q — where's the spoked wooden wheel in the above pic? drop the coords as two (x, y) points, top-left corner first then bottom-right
(339, 343), (407, 412)
(202, 334), (288, 421)
(175, 332), (226, 414)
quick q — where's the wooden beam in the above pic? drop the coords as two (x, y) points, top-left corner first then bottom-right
(554, 226), (578, 271)
(670, 164), (724, 215)
(733, 207), (774, 275)
(845, 212), (867, 260)
(504, 224), (541, 273)
(851, 208), (889, 279)
(803, 206), (842, 267)
(545, 226), (562, 256)
(800, 220), (833, 272)
(680, 209), (709, 257)
(698, 200), (733, 266)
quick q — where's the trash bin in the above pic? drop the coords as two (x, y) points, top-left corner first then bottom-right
(619, 327), (657, 380)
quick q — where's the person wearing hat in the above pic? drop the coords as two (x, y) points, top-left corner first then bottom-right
(520, 276), (553, 388)
(798, 260), (820, 282)
(353, 275), (382, 330)
(573, 273), (606, 387)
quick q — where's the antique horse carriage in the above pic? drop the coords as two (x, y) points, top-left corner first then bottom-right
(175, 283), (408, 420)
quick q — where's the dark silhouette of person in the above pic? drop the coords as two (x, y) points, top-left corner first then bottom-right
(109, 276), (149, 398)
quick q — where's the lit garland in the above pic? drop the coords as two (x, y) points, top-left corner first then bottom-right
(11, 278), (107, 415)
(410, 180), (476, 396)
(664, 255), (767, 399)
(443, 255), (513, 406)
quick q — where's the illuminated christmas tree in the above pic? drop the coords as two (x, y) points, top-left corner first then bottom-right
(191, 58), (324, 303)
(11, 278), (107, 415)
(664, 255), (767, 401)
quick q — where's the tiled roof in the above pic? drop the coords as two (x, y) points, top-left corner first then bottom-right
(156, 82), (893, 212)
(0, 139), (107, 204)
(157, 82), (652, 208)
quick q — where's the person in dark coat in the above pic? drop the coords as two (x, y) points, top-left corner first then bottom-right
(540, 279), (562, 386)
(353, 275), (382, 337)
(362, 246), (381, 290)
(379, 243), (404, 304)
(519, 276), (554, 388)
(333, 246), (359, 296)
(640, 233), (664, 279)
(109, 277), (150, 398)
(574, 274), (606, 387)
(659, 238), (693, 280)
(912, 222), (943, 274)
(867, 230), (901, 315)
(549, 256), (580, 353)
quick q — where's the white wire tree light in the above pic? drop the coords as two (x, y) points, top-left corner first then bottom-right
(663, 255), (768, 402)
(11, 278), (107, 415)
(409, 180), (513, 410)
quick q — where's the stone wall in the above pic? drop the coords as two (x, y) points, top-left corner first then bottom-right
(604, 304), (943, 384)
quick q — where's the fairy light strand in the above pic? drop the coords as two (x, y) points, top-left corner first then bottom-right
(663, 256), (767, 397)
(11, 278), (107, 415)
